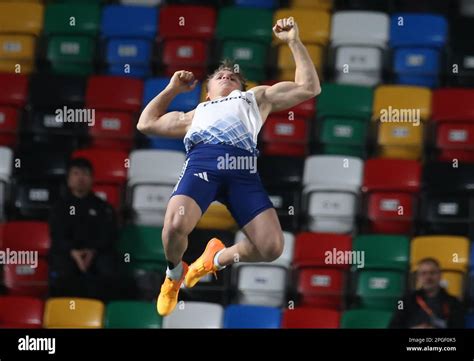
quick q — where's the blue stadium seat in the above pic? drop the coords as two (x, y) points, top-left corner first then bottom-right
(390, 14), (447, 88)
(389, 14), (448, 48)
(101, 5), (158, 77)
(143, 78), (201, 112)
(223, 305), (281, 328)
(234, 0), (277, 9)
(394, 48), (440, 87)
(466, 312), (474, 328)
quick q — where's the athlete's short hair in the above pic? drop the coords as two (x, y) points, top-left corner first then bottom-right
(207, 59), (247, 91)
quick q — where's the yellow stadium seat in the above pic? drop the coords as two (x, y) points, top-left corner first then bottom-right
(273, 9), (331, 46)
(377, 122), (424, 159)
(43, 298), (105, 329)
(410, 235), (469, 273)
(277, 44), (323, 81)
(196, 201), (238, 230)
(0, 60), (34, 74)
(0, 3), (44, 36)
(0, 35), (35, 60)
(291, 0), (333, 10)
(440, 271), (464, 299)
(372, 85), (432, 122)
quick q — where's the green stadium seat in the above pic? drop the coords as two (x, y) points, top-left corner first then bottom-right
(217, 7), (273, 44)
(118, 225), (167, 272)
(319, 117), (369, 157)
(316, 84), (373, 119)
(341, 309), (393, 328)
(356, 270), (405, 310)
(353, 235), (410, 271)
(104, 301), (162, 328)
(43, 3), (100, 75)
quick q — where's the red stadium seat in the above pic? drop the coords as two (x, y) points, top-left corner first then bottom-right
(162, 39), (208, 80)
(85, 76), (143, 112)
(0, 73), (29, 147)
(282, 307), (340, 328)
(159, 5), (216, 40)
(93, 184), (121, 211)
(432, 89), (474, 162)
(0, 296), (44, 328)
(262, 115), (308, 156)
(89, 111), (134, 152)
(2, 221), (51, 297)
(293, 232), (352, 269)
(362, 159), (421, 234)
(72, 149), (128, 186)
(293, 233), (351, 309)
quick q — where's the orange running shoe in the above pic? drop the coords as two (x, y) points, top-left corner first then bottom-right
(157, 262), (188, 316)
(184, 238), (225, 288)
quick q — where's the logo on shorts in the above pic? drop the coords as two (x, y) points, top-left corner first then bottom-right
(194, 172), (209, 182)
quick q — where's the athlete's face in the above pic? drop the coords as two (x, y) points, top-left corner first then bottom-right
(207, 69), (242, 100)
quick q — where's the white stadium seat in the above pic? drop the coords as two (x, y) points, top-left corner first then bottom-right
(303, 155), (363, 233)
(162, 302), (224, 328)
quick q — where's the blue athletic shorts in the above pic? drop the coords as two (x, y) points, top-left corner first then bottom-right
(171, 143), (274, 228)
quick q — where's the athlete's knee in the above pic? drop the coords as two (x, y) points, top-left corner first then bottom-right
(258, 231), (284, 262)
(162, 212), (190, 242)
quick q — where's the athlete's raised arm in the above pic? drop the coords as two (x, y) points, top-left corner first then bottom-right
(137, 70), (197, 138)
(251, 17), (321, 118)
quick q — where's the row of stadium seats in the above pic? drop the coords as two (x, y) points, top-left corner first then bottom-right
(2, 144), (473, 238)
(2, 72), (474, 161)
(1, 2), (474, 87)
(1, 220), (473, 307)
(4, 296), (474, 329)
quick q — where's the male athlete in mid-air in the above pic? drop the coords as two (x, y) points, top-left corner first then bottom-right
(137, 17), (321, 316)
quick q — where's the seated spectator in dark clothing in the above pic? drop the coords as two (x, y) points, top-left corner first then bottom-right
(390, 258), (464, 328)
(49, 158), (124, 302)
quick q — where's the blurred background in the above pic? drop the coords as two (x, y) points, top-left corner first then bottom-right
(0, 0), (474, 329)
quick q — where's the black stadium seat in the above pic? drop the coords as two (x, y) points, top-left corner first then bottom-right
(394, 0), (457, 14)
(258, 156), (304, 231)
(334, 0), (392, 11)
(422, 162), (474, 194)
(448, 17), (474, 86)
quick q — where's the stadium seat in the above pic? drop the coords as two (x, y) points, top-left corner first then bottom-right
(261, 115), (308, 156)
(43, 298), (104, 328)
(258, 156), (304, 231)
(341, 309), (393, 328)
(120, 0), (163, 5)
(127, 149), (186, 226)
(361, 159), (421, 234)
(0, 3), (43, 74)
(394, 0), (454, 14)
(93, 184), (121, 211)
(277, 44), (323, 81)
(291, 0), (333, 10)
(162, 302), (224, 328)
(0, 147), (12, 220)
(143, 77), (200, 112)
(223, 305), (281, 328)
(294, 232), (351, 309)
(389, 14), (448, 87)
(356, 270), (405, 310)
(101, 5), (158, 77)
(431, 89), (474, 162)
(335, 0), (390, 11)
(302, 155), (363, 233)
(0, 73), (28, 147)
(353, 235), (410, 271)
(422, 162), (474, 194)
(0, 296), (44, 328)
(159, 5), (216, 79)
(448, 18), (474, 86)
(316, 84), (373, 157)
(466, 312), (474, 328)
(233, 231), (294, 307)
(263, 80), (316, 119)
(196, 201), (238, 231)
(411, 235), (469, 298)
(105, 301), (162, 328)
(282, 307), (340, 328)
(2, 221), (50, 297)
(372, 85), (432, 159)
(273, 9), (331, 46)
(234, 0), (277, 8)
(43, 3), (100, 75)
(330, 11), (389, 86)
